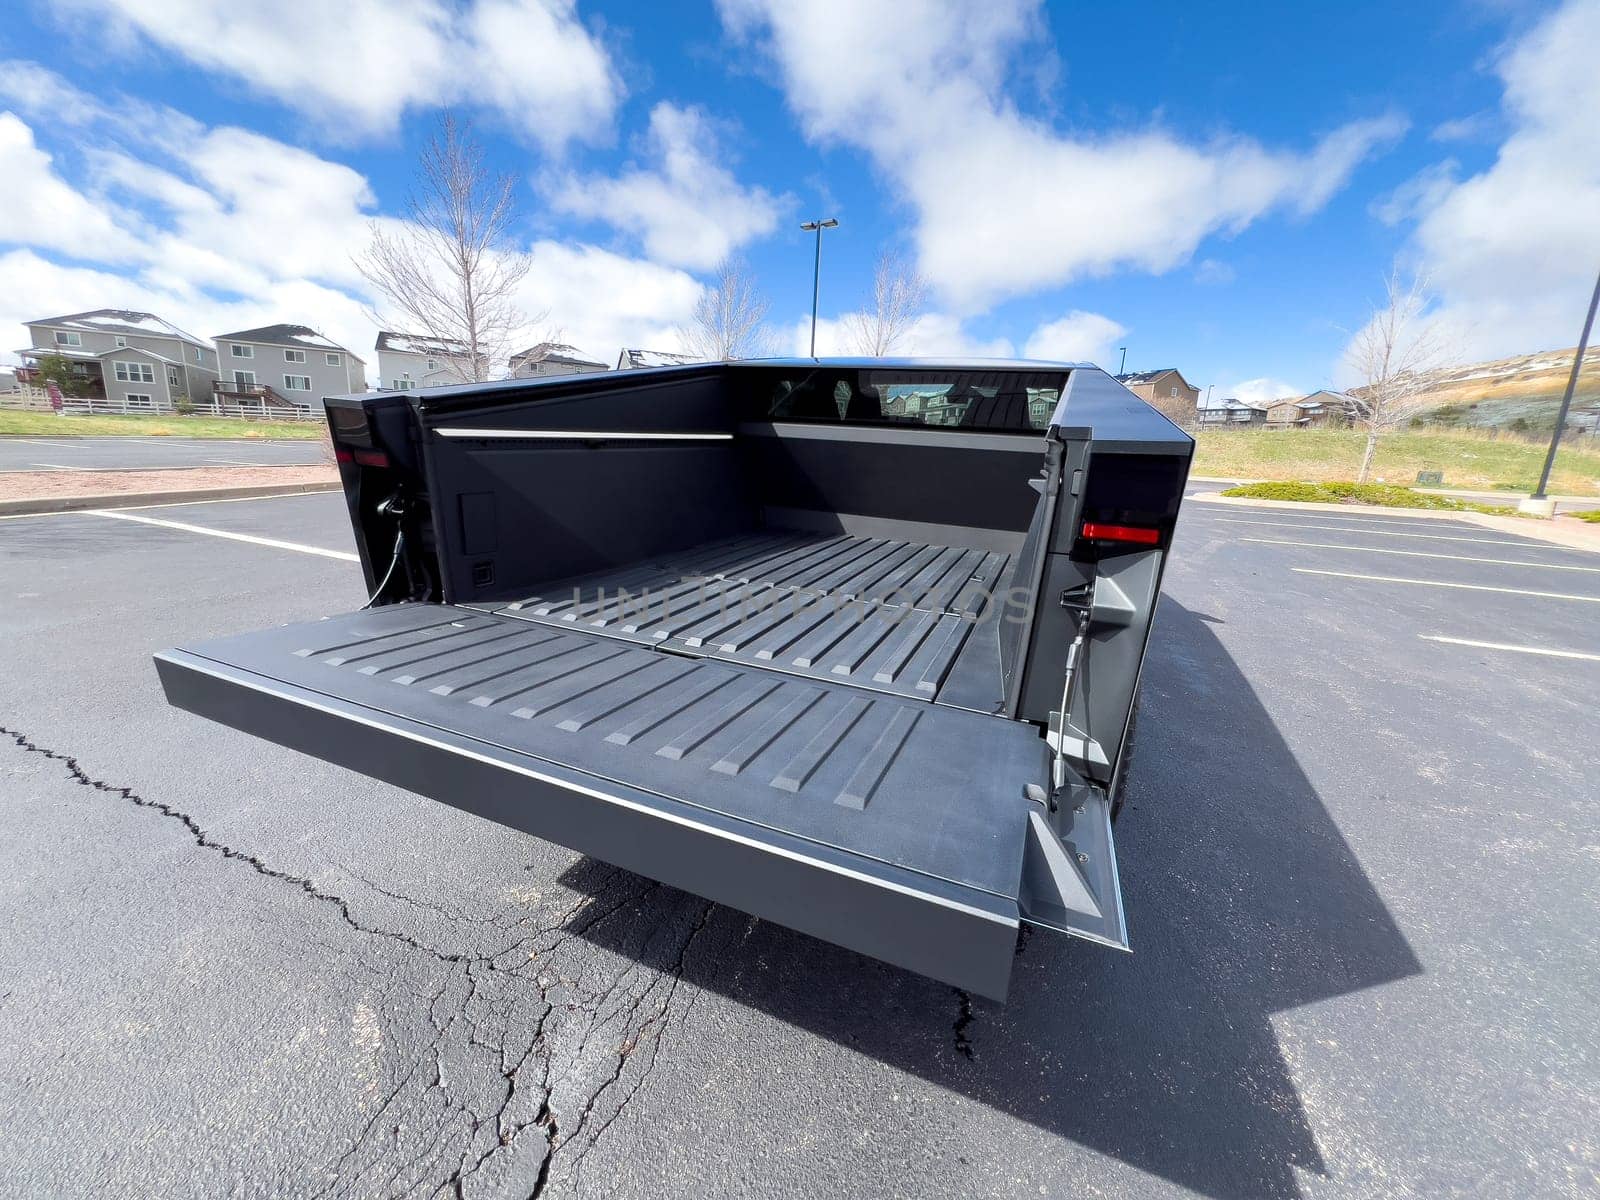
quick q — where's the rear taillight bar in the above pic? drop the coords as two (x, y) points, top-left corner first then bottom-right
(1081, 522), (1161, 546)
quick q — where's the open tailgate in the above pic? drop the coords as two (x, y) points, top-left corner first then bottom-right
(155, 604), (1126, 999)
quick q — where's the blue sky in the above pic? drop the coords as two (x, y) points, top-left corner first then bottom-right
(2, 0), (1596, 399)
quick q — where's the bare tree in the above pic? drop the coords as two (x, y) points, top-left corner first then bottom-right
(357, 113), (535, 382)
(1342, 271), (1451, 482)
(844, 252), (927, 356)
(678, 259), (770, 360)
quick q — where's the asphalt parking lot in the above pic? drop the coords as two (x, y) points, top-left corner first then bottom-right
(1, 489), (1595, 1199)
(0, 434), (323, 472)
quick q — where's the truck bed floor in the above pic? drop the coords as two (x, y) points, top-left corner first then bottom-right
(480, 529), (1012, 702)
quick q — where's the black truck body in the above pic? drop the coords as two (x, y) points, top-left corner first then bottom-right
(156, 359), (1192, 1000)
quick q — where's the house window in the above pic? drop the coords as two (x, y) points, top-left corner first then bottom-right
(425, 358), (439, 371)
(391, 379), (415, 391)
(194, 348), (207, 364)
(55, 331), (82, 346)
(167, 367), (181, 388)
(231, 344), (253, 358)
(283, 374), (311, 391)
(1170, 386), (1179, 398)
(284, 348), (307, 363)
(114, 361), (155, 383)
(234, 370), (256, 385)
(325, 352), (340, 366)
(124, 393), (153, 410)
(115, 336), (128, 347)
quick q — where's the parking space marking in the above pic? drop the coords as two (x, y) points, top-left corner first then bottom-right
(1419, 635), (1600, 662)
(30, 463), (79, 471)
(84, 509), (359, 561)
(0, 489), (341, 520)
(10, 438), (79, 448)
(1210, 516), (1582, 550)
(1292, 568), (1600, 603)
(1244, 537), (1600, 573)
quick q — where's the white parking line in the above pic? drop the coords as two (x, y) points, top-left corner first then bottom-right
(84, 509), (359, 561)
(30, 463), (80, 471)
(1192, 506), (1477, 532)
(0, 489), (340, 520)
(1244, 537), (1600, 573)
(1292, 568), (1600, 604)
(1210, 516), (1575, 550)
(1419, 635), (1600, 662)
(10, 438), (79, 448)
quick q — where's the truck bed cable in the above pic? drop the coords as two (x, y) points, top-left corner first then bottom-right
(362, 525), (406, 609)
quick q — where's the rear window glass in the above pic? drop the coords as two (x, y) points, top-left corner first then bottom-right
(763, 369), (1065, 432)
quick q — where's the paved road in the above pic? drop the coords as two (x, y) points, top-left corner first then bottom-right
(0, 435), (323, 472)
(1, 492), (1595, 1198)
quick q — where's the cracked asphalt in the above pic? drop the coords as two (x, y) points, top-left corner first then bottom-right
(1, 489), (1596, 1199)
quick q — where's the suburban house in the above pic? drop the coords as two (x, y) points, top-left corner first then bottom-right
(214, 324), (367, 413)
(17, 309), (219, 411)
(617, 348), (700, 370)
(1295, 390), (1352, 426)
(507, 343), (609, 379)
(1262, 396), (1342, 427)
(1115, 368), (1200, 420)
(1195, 397), (1268, 426)
(375, 331), (479, 390)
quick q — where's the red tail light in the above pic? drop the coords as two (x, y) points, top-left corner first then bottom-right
(333, 448), (354, 464)
(352, 449), (390, 468)
(1081, 522), (1161, 546)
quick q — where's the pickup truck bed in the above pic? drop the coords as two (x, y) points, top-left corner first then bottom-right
(157, 358), (1192, 1000)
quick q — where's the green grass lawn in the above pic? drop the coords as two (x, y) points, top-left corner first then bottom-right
(1193, 428), (1600, 496)
(0, 410), (323, 440)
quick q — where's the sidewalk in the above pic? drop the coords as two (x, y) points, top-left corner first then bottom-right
(0, 465), (339, 516)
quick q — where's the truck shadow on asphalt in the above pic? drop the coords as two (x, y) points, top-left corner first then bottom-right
(559, 598), (1421, 1200)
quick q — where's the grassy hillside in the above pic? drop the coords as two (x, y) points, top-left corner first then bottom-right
(1193, 428), (1600, 496)
(0, 410), (322, 439)
(1410, 345), (1599, 430)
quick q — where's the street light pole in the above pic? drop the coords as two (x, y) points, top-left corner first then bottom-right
(800, 218), (839, 357)
(1118, 347), (1128, 375)
(1524, 265), (1600, 515)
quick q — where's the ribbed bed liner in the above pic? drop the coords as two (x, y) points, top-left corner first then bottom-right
(480, 530), (1011, 702)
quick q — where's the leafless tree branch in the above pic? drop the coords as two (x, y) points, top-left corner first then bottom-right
(844, 253), (927, 356)
(356, 112), (540, 382)
(1342, 270), (1454, 481)
(677, 259), (770, 360)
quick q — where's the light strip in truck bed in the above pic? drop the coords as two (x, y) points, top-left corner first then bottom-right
(435, 428), (733, 440)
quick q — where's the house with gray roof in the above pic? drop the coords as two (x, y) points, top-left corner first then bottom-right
(507, 342), (608, 379)
(616, 348), (700, 370)
(17, 309), (219, 411)
(375, 331), (481, 390)
(214, 324), (366, 413)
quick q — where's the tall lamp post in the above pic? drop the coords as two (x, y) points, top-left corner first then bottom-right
(801, 217), (839, 358)
(1117, 347), (1128, 374)
(1522, 265), (1600, 517)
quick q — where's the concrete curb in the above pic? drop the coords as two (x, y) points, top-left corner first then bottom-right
(0, 481), (340, 517)
(1188, 492), (1600, 554)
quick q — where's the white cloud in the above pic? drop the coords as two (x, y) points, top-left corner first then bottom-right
(1220, 377), (1302, 406)
(1193, 258), (1236, 285)
(0, 80), (701, 377)
(1370, 161), (1458, 227)
(1393, 0), (1600, 360)
(1022, 310), (1125, 365)
(718, 0), (1404, 310)
(789, 311), (1013, 358)
(55, 0), (619, 148)
(0, 113), (139, 262)
(514, 241), (703, 363)
(552, 103), (785, 269)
